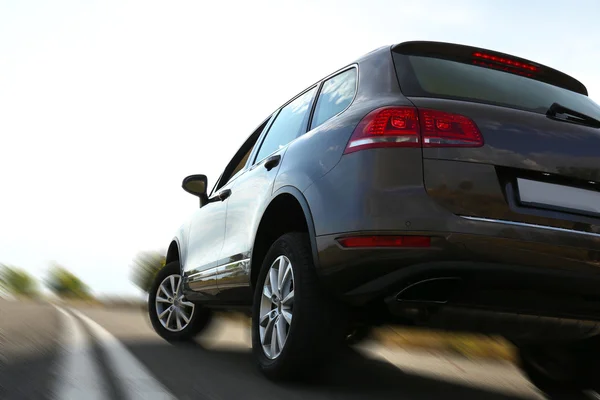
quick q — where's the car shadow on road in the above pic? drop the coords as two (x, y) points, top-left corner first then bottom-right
(0, 351), (58, 400)
(3, 340), (591, 400)
(119, 339), (556, 400)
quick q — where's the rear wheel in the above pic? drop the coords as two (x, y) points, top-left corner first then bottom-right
(518, 338), (599, 397)
(251, 232), (345, 381)
(148, 261), (212, 343)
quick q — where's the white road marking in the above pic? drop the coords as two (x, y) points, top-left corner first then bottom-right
(586, 390), (600, 399)
(53, 305), (108, 400)
(71, 308), (177, 400)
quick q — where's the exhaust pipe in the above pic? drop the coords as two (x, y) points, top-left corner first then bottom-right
(387, 277), (463, 320)
(396, 277), (463, 303)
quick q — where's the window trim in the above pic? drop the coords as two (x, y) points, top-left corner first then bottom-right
(210, 115), (273, 196)
(250, 109), (281, 167)
(244, 113), (276, 172)
(251, 84), (319, 165)
(309, 64), (359, 131)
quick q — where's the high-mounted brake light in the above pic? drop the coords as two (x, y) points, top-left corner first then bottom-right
(344, 107), (483, 154)
(337, 235), (431, 248)
(472, 52), (538, 72)
(472, 60), (534, 78)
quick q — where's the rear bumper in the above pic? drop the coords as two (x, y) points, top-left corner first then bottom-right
(314, 215), (600, 321)
(304, 145), (600, 327)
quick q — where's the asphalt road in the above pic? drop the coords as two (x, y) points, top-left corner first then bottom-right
(1, 299), (596, 400)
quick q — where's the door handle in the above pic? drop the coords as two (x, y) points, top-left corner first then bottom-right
(217, 189), (231, 201)
(264, 154), (281, 171)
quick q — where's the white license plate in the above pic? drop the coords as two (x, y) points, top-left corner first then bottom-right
(517, 178), (600, 216)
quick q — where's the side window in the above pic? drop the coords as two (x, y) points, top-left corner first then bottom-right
(310, 68), (357, 130)
(212, 116), (273, 193)
(229, 146), (253, 180)
(254, 87), (317, 163)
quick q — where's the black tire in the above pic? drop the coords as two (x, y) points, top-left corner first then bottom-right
(251, 232), (346, 381)
(518, 341), (597, 397)
(148, 261), (212, 343)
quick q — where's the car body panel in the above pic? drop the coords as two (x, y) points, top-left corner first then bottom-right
(303, 147), (427, 236)
(410, 97), (600, 181)
(314, 223), (600, 303)
(170, 41), (600, 328)
(272, 49), (415, 196)
(423, 159), (600, 233)
(182, 191), (229, 297)
(171, 224), (190, 272)
(218, 148), (285, 264)
(214, 147), (286, 301)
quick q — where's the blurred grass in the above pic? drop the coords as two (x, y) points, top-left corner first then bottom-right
(373, 325), (517, 362)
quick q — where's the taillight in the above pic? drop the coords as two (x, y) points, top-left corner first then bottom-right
(344, 106), (483, 154)
(420, 109), (483, 148)
(343, 107), (420, 154)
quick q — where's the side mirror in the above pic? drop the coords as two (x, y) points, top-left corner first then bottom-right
(182, 174), (209, 207)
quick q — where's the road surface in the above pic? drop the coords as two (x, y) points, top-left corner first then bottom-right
(0, 299), (595, 400)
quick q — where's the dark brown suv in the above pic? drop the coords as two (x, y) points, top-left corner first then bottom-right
(148, 41), (600, 395)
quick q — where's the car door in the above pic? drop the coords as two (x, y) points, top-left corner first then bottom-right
(183, 178), (230, 297)
(183, 118), (273, 298)
(216, 85), (318, 302)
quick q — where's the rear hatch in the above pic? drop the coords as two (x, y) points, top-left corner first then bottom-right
(392, 41), (600, 232)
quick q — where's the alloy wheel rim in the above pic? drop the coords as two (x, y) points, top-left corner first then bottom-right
(259, 255), (294, 359)
(155, 274), (195, 332)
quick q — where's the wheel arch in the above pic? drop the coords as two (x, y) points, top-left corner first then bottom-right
(165, 237), (182, 272)
(250, 186), (319, 290)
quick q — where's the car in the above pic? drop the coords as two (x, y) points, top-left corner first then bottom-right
(148, 40), (600, 393)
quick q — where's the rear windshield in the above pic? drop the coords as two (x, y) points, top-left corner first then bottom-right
(393, 54), (600, 119)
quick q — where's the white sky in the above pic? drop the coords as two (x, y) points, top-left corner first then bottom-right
(1, 0), (599, 296)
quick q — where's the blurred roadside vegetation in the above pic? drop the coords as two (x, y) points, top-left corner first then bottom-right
(1, 262), (93, 301)
(130, 250), (165, 293)
(45, 263), (92, 299)
(0, 264), (38, 298)
(373, 326), (516, 362)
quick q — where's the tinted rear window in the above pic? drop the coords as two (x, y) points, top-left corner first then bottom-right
(394, 54), (600, 119)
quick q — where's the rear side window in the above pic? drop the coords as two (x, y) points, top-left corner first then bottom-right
(394, 54), (600, 119)
(311, 68), (357, 130)
(255, 87), (317, 162)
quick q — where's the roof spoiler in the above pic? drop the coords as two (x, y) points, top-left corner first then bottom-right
(392, 41), (588, 96)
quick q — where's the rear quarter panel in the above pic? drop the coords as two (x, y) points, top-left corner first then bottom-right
(273, 46), (411, 194)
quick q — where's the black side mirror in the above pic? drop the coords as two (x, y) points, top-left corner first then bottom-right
(182, 174), (208, 207)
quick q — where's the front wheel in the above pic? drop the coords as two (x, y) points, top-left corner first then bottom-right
(148, 261), (212, 343)
(251, 232), (345, 381)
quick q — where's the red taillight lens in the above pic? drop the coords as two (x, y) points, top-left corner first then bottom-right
(337, 235), (431, 248)
(344, 107), (483, 154)
(420, 109), (483, 148)
(343, 107), (420, 154)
